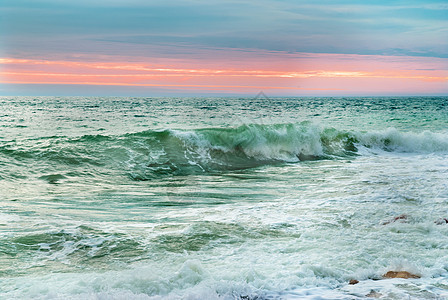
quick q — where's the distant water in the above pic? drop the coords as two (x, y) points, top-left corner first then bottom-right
(1, 96), (448, 299)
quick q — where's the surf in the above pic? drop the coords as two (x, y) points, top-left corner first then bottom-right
(2, 122), (447, 181)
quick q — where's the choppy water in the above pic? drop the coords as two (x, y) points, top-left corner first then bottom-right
(1, 96), (448, 299)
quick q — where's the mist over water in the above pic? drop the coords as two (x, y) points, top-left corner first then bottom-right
(1, 96), (448, 299)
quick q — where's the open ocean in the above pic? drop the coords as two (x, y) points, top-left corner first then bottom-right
(1, 96), (448, 299)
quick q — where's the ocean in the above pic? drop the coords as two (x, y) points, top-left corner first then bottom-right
(1, 96), (447, 299)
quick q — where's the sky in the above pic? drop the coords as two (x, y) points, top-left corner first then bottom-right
(0, 0), (447, 96)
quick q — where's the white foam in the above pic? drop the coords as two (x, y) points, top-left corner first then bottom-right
(357, 128), (448, 153)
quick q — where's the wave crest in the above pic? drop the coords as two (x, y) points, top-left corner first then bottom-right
(2, 123), (447, 179)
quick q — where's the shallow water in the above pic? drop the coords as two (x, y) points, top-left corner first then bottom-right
(1, 96), (448, 299)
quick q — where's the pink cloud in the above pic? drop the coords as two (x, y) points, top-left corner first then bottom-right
(1, 52), (447, 95)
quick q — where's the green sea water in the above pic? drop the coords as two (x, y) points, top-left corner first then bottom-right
(0, 96), (448, 299)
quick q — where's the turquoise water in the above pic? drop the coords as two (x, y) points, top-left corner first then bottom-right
(1, 96), (448, 299)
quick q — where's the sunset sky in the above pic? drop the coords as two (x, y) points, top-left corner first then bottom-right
(1, 0), (447, 96)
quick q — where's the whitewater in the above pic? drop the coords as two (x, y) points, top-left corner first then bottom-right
(0, 96), (447, 299)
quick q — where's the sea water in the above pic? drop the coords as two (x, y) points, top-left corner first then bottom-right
(0, 96), (447, 299)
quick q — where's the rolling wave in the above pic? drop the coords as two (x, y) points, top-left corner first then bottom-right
(1, 122), (447, 179)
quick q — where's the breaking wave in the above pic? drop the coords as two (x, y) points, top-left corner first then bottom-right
(128, 123), (448, 176)
(1, 122), (447, 179)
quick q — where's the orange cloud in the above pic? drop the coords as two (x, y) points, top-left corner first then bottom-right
(1, 54), (447, 94)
